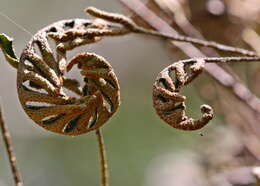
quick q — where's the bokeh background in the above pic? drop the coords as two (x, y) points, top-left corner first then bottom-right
(0, 0), (259, 186)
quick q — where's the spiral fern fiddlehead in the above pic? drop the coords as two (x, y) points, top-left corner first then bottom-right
(13, 19), (122, 136)
(152, 56), (260, 130)
(0, 15), (126, 186)
(153, 58), (214, 130)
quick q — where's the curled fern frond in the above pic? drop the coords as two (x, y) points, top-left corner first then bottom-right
(153, 58), (214, 130)
(16, 19), (121, 136)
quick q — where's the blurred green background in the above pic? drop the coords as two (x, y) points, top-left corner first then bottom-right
(0, 1), (219, 186)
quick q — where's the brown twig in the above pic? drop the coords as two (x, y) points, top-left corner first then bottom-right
(119, 0), (260, 115)
(0, 103), (23, 186)
(86, 6), (257, 57)
(135, 28), (257, 57)
(96, 129), (109, 186)
(183, 56), (260, 64)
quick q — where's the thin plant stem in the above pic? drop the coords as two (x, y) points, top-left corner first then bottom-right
(183, 56), (260, 64)
(134, 27), (257, 57)
(96, 129), (109, 186)
(0, 104), (23, 186)
(86, 6), (257, 57)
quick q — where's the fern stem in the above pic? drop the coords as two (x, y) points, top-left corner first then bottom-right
(0, 104), (23, 186)
(96, 129), (109, 186)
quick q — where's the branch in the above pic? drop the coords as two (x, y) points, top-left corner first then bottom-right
(96, 129), (109, 186)
(86, 6), (257, 57)
(0, 103), (23, 186)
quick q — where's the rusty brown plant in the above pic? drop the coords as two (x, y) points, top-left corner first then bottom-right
(1, 5), (260, 186)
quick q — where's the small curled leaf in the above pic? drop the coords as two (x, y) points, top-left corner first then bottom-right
(153, 59), (214, 130)
(0, 33), (19, 69)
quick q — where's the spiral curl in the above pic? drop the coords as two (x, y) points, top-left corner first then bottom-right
(0, 7), (138, 136)
(16, 18), (126, 136)
(153, 58), (214, 130)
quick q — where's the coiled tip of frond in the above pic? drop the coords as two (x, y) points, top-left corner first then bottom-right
(85, 6), (101, 15)
(200, 104), (213, 117)
(153, 59), (214, 131)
